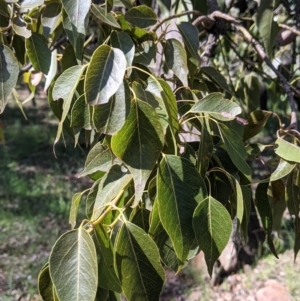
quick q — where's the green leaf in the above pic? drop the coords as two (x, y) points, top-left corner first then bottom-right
(275, 137), (300, 163)
(92, 80), (131, 134)
(190, 92), (241, 121)
(49, 228), (98, 301)
(12, 34), (26, 65)
(164, 39), (188, 86)
(286, 170), (300, 216)
(0, 45), (19, 113)
(130, 208), (150, 233)
(256, 0), (279, 58)
(38, 265), (55, 301)
(218, 123), (252, 176)
(149, 200), (182, 271)
(110, 31), (135, 72)
(270, 159), (296, 182)
(0, 0), (9, 28)
(193, 196), (232, 277)
(111, 100), (164, 206)
(115, 222), (165, 301)
(69, 191), (88, 229)
(125, 5), (157, 28)
(157, 155), (207, 263)
(71, 94), (92, 129)
(62, 8), (85, 63)
(91, 4), (121, 28)
(198, 126), (213, 178)
(61, 0), (90, 34)
(134, 40), (156, 67)
(243, 110), (272, 141)
(25, 33), (51, 74)
(52, 65), (86, 144)
(20, 0), (43, 8)
(242, 73), (262, 111)
(92, 165), (132, 220)
(41, 2), (62, 36)
(201, 67), (230, 92)
(241, 185), (251, 242)
(177, 22), (200, 62)
(79, 143), (115, 178)
(85, 45), (126, 105)
(93, 225), (121, 292)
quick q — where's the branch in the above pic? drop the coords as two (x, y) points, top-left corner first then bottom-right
(278, 23), (300, 36)
(201, 11), (298, 129)
(19, 36), (68, 76)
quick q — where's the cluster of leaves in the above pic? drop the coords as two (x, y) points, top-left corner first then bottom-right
(1, 0), (300, 300)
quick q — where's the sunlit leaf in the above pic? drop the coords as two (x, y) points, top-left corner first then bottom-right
(69, 191), (88, 229)
(0, 45), (19, 113)
(85, 45), (126, 105)
(12, 16), (31, 38)
(125, 5), (157, 28)
(115, 222), (165, 301)
(91, 4), (121, 28)
(193, 196), (232, 276)
(49, 228), (98, 301)
(111, 100), (164, 206)
(41, 2), (62, 36)
(275, 137), (300, 163)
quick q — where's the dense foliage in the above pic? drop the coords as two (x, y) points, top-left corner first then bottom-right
(1, 0), (300, 300)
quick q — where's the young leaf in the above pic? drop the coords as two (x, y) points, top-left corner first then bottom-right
(0, 45), (19, 113)
(93, 224), (121, 292)
(177, 22), (200, 62)
(115, 222), (165, 301)
(218, 123), (252, 176)
(190, 92), (241, 121)
(275, 137), (300, 163)
(125, 5), (157, 28)
(25, 33), (51, 74)
(164, 39), (188, 86)
(49, 228), (98, 301)
(92, 80), (131, 134)
(193, 196), (232, 277)
(157, 155), (207, 263)
(111, 100), (164, 206)
(85, 45), (126, 105)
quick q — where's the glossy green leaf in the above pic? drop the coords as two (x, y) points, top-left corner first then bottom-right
(85, 45), (126, 105)
(218, 123), (252, 176)
(110, 31), (135, 71)
(256, 0), (279, 58)
(93, 224), (121, 292)
(111, 100), (164, 206)
(79, 143), (115, 178)
(92, 165), (132, 220)
(286, 170), (300, 216)
(177, 22), (200, 62)
(41, 2), (62, 36)
(149, 200), (182, 271)
(115, 222), (165, 301)
(193, 196), (232, 276)
(243, 110), (272, 141)
(198, 126), (213, 178)
(201, 67), (230, 92)
(71, 94), (91, 129)
(164, 39), (188, 86)
(275, 137), (300, 163)
(25, 33), (51, 74)
(157, 155), (207, 263)
(49, 228), (98, 301)
(52, 65), (86, 144)
(190, 93), (241, 120)
(91, 4), (121, 28)
(125, 5), (157, 28)
(92, 80), (131, 134)
(12, 16), (31, 38)
(38, 265), (55, 301)
(0, 45), (19, 113)
(69, 191), (88, 229)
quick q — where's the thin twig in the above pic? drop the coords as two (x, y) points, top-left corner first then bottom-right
(278, 23), (300, 36)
